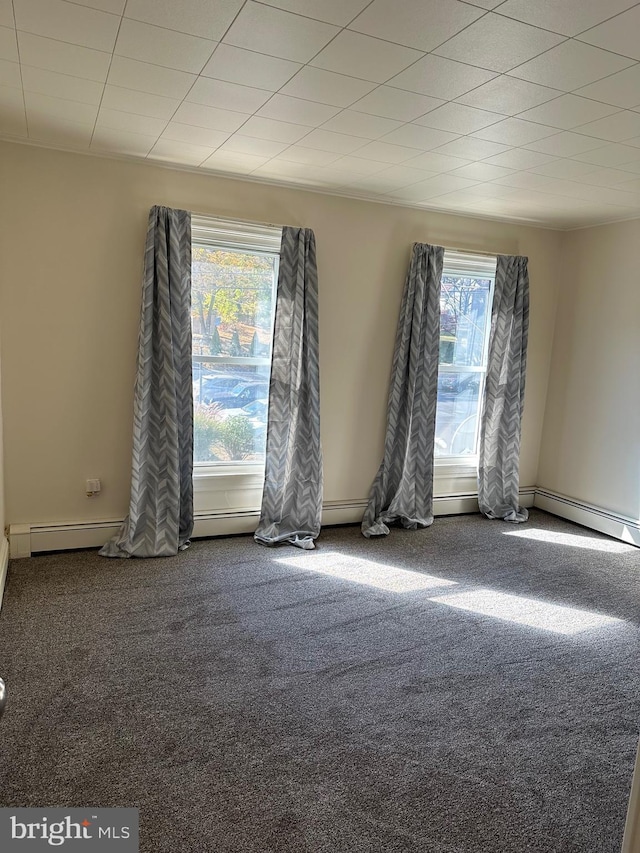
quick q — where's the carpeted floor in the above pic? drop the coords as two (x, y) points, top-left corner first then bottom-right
(0, 509), (639, 852)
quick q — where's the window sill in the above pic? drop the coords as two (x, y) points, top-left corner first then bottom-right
(434, 458), (479, 478)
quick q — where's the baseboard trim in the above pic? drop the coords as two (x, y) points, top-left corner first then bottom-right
(534, 488), (640, 547)
(9, 489), (538, 557)
(0, 536), (8, 610)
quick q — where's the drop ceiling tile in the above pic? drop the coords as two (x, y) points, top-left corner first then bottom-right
(616, 159), (640, 174)
(0, 84), (25, 107)
(528, 158), (600, 178)
(496, 0), (637, 37)
(297, 128), (365, 153)
(616, 176), (640, 192)
(403, 150), (471, 171)
(0, 0), (12, 27)
(258, 0), (371, 26)
(28, 116), (93, 146)
(524, 131), (616, 156)
(517, 94), (619, 129)
(25, 90), (98, 123)
(17, 33), (110, 80)
(577, 111), (640, 142)
(483, 148), (558, 169)
(96, 107), (167, 136)
(310, 31), (423, 83)
(201, 44), (300, 90)
(14, 0), (119, 51)
(415, 102), (503, 134)
(91, 127), (157, 156)
(0, 26), (17, 61)
(491, 171), (565, 191)
(21, 66), (104, 104)
(223, 2), (338, 63)
(0, 59), (22, 88)
(186, 77), (271, 113)
(578, 6), (640, 60)
(389, 55), (496, 100)
(275, 145), (340, 166)
(348, 0), (484, 53)
(115, 19), (216, 73)
(220, 133), (289, 157)
(101, 86), (180, 119)
(386, 174), (478, 200)
(161, 122), (231, 148)
(456, 75), (560, 115)
(572, 142), (640, 166)
(433, 137), (511, 159)
(463, 0), (504, 8)
(280, 67), (376, 108)
(107, 57), (196, 100)
(509, 40), (634, 90)
(449, 162), (516, 181)
(350, 86), (444, 122)
(72, 0), (127, 11)
(240, 115), (311, 143)
(318, 109), (402, 138)
(257, 94), (340, 126)
(354, 140), (422, 163)
(124, 0), (244, 41)
(575, 65), (640, 110)
(329, 154), (390, 174)
(172, 101), (249, 131)
(434, 14), (565, 73)
(346, 166), (437, 192)
(381, 123), (458, 150)
(473, 117), (558, 145)
(200, 150), (270, 172)
(579, 166), (640, 186)
(148, 138), (214, 165)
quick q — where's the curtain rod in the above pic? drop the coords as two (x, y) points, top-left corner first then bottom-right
(442, 245), (506, 257)
(190, 211), (287, 229)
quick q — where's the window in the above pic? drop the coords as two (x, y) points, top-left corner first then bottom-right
(435, 251), (495, 464)
(191, 217), (281, 470)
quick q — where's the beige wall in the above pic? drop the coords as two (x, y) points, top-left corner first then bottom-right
(538, 219), (640, 520)
(0, 141), (561, 527)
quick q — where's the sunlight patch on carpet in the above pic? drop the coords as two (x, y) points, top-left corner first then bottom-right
(502, 527), (636, 553)
(428, 588), (623, 635)
(274, 552), (458, 593)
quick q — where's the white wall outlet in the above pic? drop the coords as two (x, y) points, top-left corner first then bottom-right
(86, 478), (101, 496)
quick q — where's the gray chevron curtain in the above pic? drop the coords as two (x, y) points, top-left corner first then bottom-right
(362, 243), (444, 538)
(101, 206), (194, 558)
(255, 227), (322, 550)
(478, 254), (530, 523)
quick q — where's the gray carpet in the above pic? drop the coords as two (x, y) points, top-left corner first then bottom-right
(0, 509), (639, 852)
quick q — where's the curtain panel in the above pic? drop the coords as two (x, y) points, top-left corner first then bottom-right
(362, 243), (444, 538)
(478, 254), (530, 523)
(101, 206), (194, 558)
(255, 226), (323, 550)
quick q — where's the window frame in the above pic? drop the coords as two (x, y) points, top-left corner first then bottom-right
(434, 250), (496, 474)
(190, 216), (281, 480)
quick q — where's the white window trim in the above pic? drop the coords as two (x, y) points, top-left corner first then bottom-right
(191, 216), (281, 491)
(434, 250), (496, 475)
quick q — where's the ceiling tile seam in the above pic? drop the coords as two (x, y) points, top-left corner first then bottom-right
(570, 2), (640, 40)
(10, 0), (28, 137)
(346, 4), (494, 56)
(251, 0), (378, 30)
(571, 36), (640, 64)
(88, 8), (128, 148)
(21, 0), (122, 53)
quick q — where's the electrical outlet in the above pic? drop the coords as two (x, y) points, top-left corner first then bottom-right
(86, 478), (101, 496)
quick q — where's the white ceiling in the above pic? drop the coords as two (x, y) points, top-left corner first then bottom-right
(2, 0), (640, 229)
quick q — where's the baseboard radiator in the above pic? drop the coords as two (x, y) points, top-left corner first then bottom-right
(9, 486), (640, 558)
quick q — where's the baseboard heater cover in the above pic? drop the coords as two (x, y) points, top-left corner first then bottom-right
(7, 487), (539, 558)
